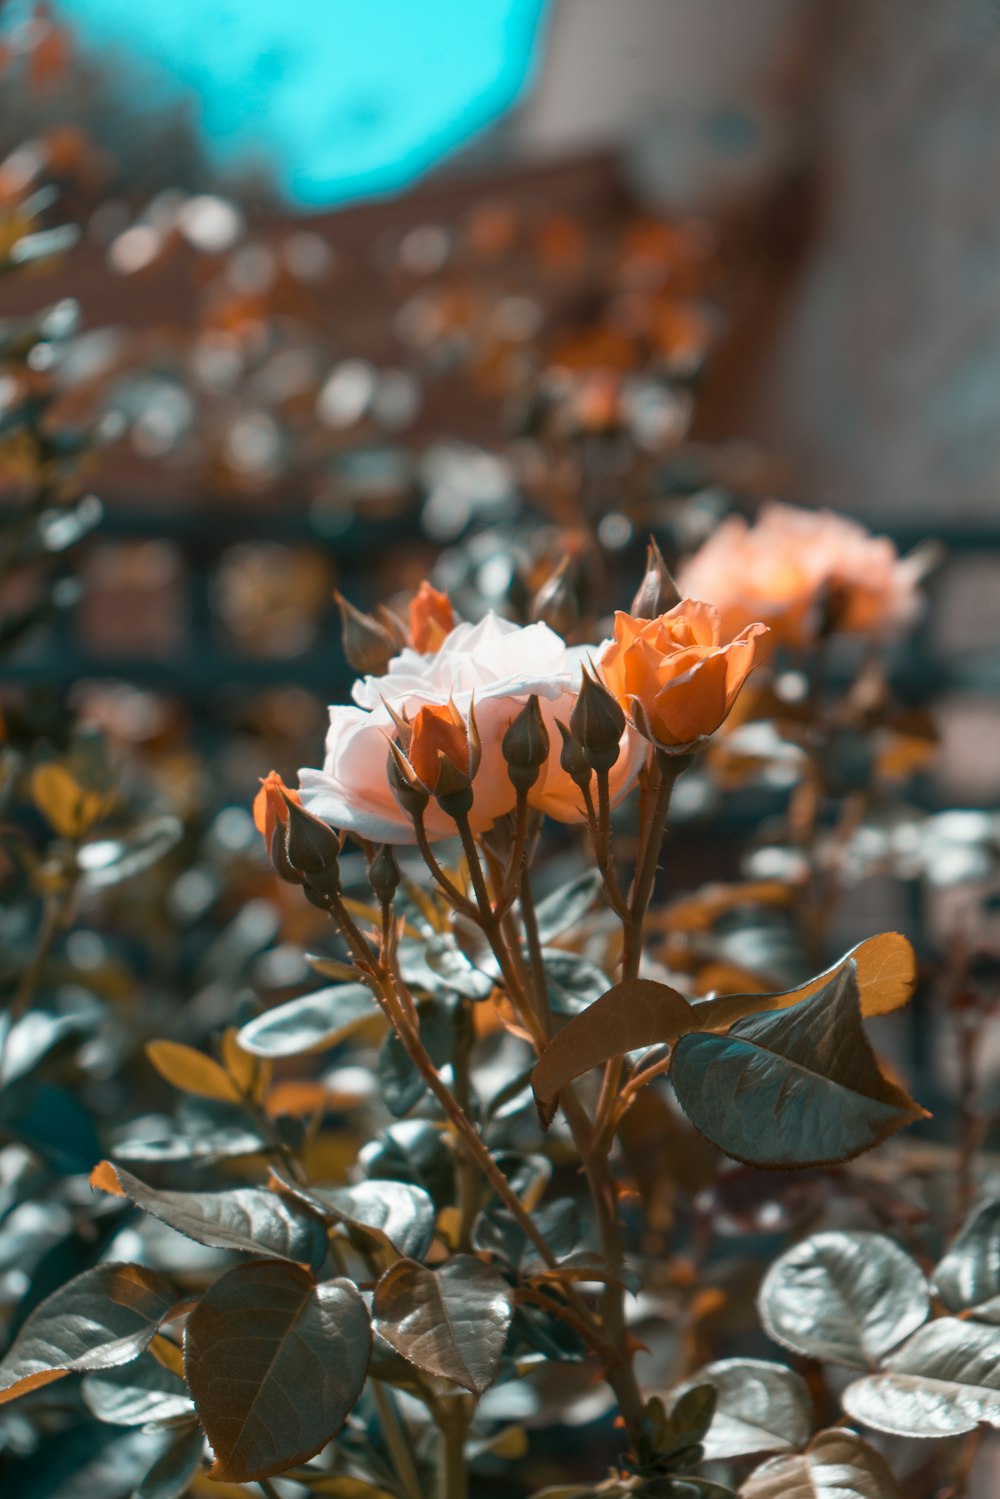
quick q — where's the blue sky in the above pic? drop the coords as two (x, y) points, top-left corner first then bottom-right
(48, 0), (547, 206)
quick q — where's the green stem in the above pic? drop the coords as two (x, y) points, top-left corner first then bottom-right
(439, 1406), (469, 1499)
(371, 1380), (424, 1499)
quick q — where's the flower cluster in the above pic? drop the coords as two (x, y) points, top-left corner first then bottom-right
(287, 588), (767, 846)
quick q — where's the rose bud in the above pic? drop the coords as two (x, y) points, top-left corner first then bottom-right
(502, 694), (550, 792)
(599, 600), (767, 755)
(386, 739), (431, 818)
(409, 580), (456, 654)
(253, 770), (301, 847)
(556, 720), (592, 791)
(369, 842), (401, 905)
(334, 591), (398, 676)
(391, 700), (480, 822)
(569, 666), (626, 773)
(530, 557), (578, 637)
(630, 536), (681, 620)
(282, 793), (343, 893)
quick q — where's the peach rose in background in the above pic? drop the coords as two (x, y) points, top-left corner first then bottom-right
(677, 501), (925, 651)
(299, 613), (646, 843)
(599, 600), (767, 752)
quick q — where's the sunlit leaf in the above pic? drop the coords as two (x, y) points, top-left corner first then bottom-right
(741, 1427), (901, 1498)
(672, 965), (925, 1168)
(373, 1255), (513, 1394)
(31, 762), (114, 839)
(842, 1317), (1000, 1437)
(145, 1041), (243, 1103)
(0, 1263), (175, 1405)
(237, 984), (378, 1058)
(82, 1352), (193, 1427)
(673, 1358), (812, 1461)
(76, 816), (183, 889)
(284, 1178), (436, 1261)
(91, 1160), (328, 1268)
(695, 932), (916, 1032)
(534, 870), (603, 943)
(933, 1199), (1000, 1320)
(532, 979), (696, 1104)
(184, 1261), (370, 1482)
(759, 1231), (929, 1368)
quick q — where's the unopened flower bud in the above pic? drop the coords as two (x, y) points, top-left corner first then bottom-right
(569, 667), (625, 773)
(269, 821), (304, 885)
(335, 592), (398, 676)
(387, 740), (430, 818)
(531, 558), (578, 637)
(630, 536), (680, 620)
(283, 794), (342, 882)
(369, 843), (401, 905)
(556, 720), (592, 790)
(502, 694), (550, 792)
(433, 753), (475, 820)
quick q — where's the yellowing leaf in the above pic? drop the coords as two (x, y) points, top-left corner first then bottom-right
(31, 762), (114, 839)
(145, 1041), (242, 1103)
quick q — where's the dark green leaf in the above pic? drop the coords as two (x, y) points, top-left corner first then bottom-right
(134, 1421), (205, 1499)
(82, 1353), (193, 1427)
(373, 1255), (512, 1394)
(237, 984), (377, 1058)
(842, 1317), (1000, 1437)
(759, 1231), (929, 1368)
(534, 871), (602, 943)
(671, 1359), (812, 1461)
(91, 1160), (328, 1269)
(360, 1120), (455, 1208)
(0, 1262), (175, 1404)
(377, 997), (454, 1117)
(184, 1260), (371, 1482)
(741, 1428), (901, 1498)
(289, 1178), (436, 1261)
(933, 1199), (1000, 1320)
(533, 979), (696, 1104)
(672, 965), (925, 1168)
(474, 1198), (581, 1273)
(541, 950), (613, 1016)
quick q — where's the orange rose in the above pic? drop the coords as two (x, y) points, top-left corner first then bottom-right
(409, 581), (456, 653)
(402, 700), (477, 795)
(677, 502), (925, 651)
(599, 601), (767, 751)
(253, 771), (302, 845)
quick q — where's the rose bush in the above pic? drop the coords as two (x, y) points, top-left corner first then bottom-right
(677, 500), (925, 650)
(299, 610), (646, 841)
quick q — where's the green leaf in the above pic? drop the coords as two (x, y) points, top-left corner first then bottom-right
(82, 1353), (193, 1427)
(134, 1421), (205, 1499)
(237, 984), (378, 1058)
(76, 815), (183, 890)
(672, 1358), (812, 1461)
(933, 1199), (1000, 1320)
(534, 870), (603, 943)
(373, 1255), (513, 1394)
(759, 1231), (929, 1369)
(0, 1263), (176, 1405)
(286, 1178), (436, 1261)
(693, 932), (916, 1031)
(377, 997), (454, 1117)
(532, 979), (696, 1104)
(741, 1428), (901, 1498)
(360, 1120), (455, 1207)
(842, 1317), (1000, 1437)
(113, 1097), (269, 1164)
(184, 1260), (371, 1482)
(541, 950), (613, 1016)
(91, 1160), (328, 1269)
(671, 964), (925, 1168)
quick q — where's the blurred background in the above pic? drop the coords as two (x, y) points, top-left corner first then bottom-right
(2, 0), (999, 1113)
